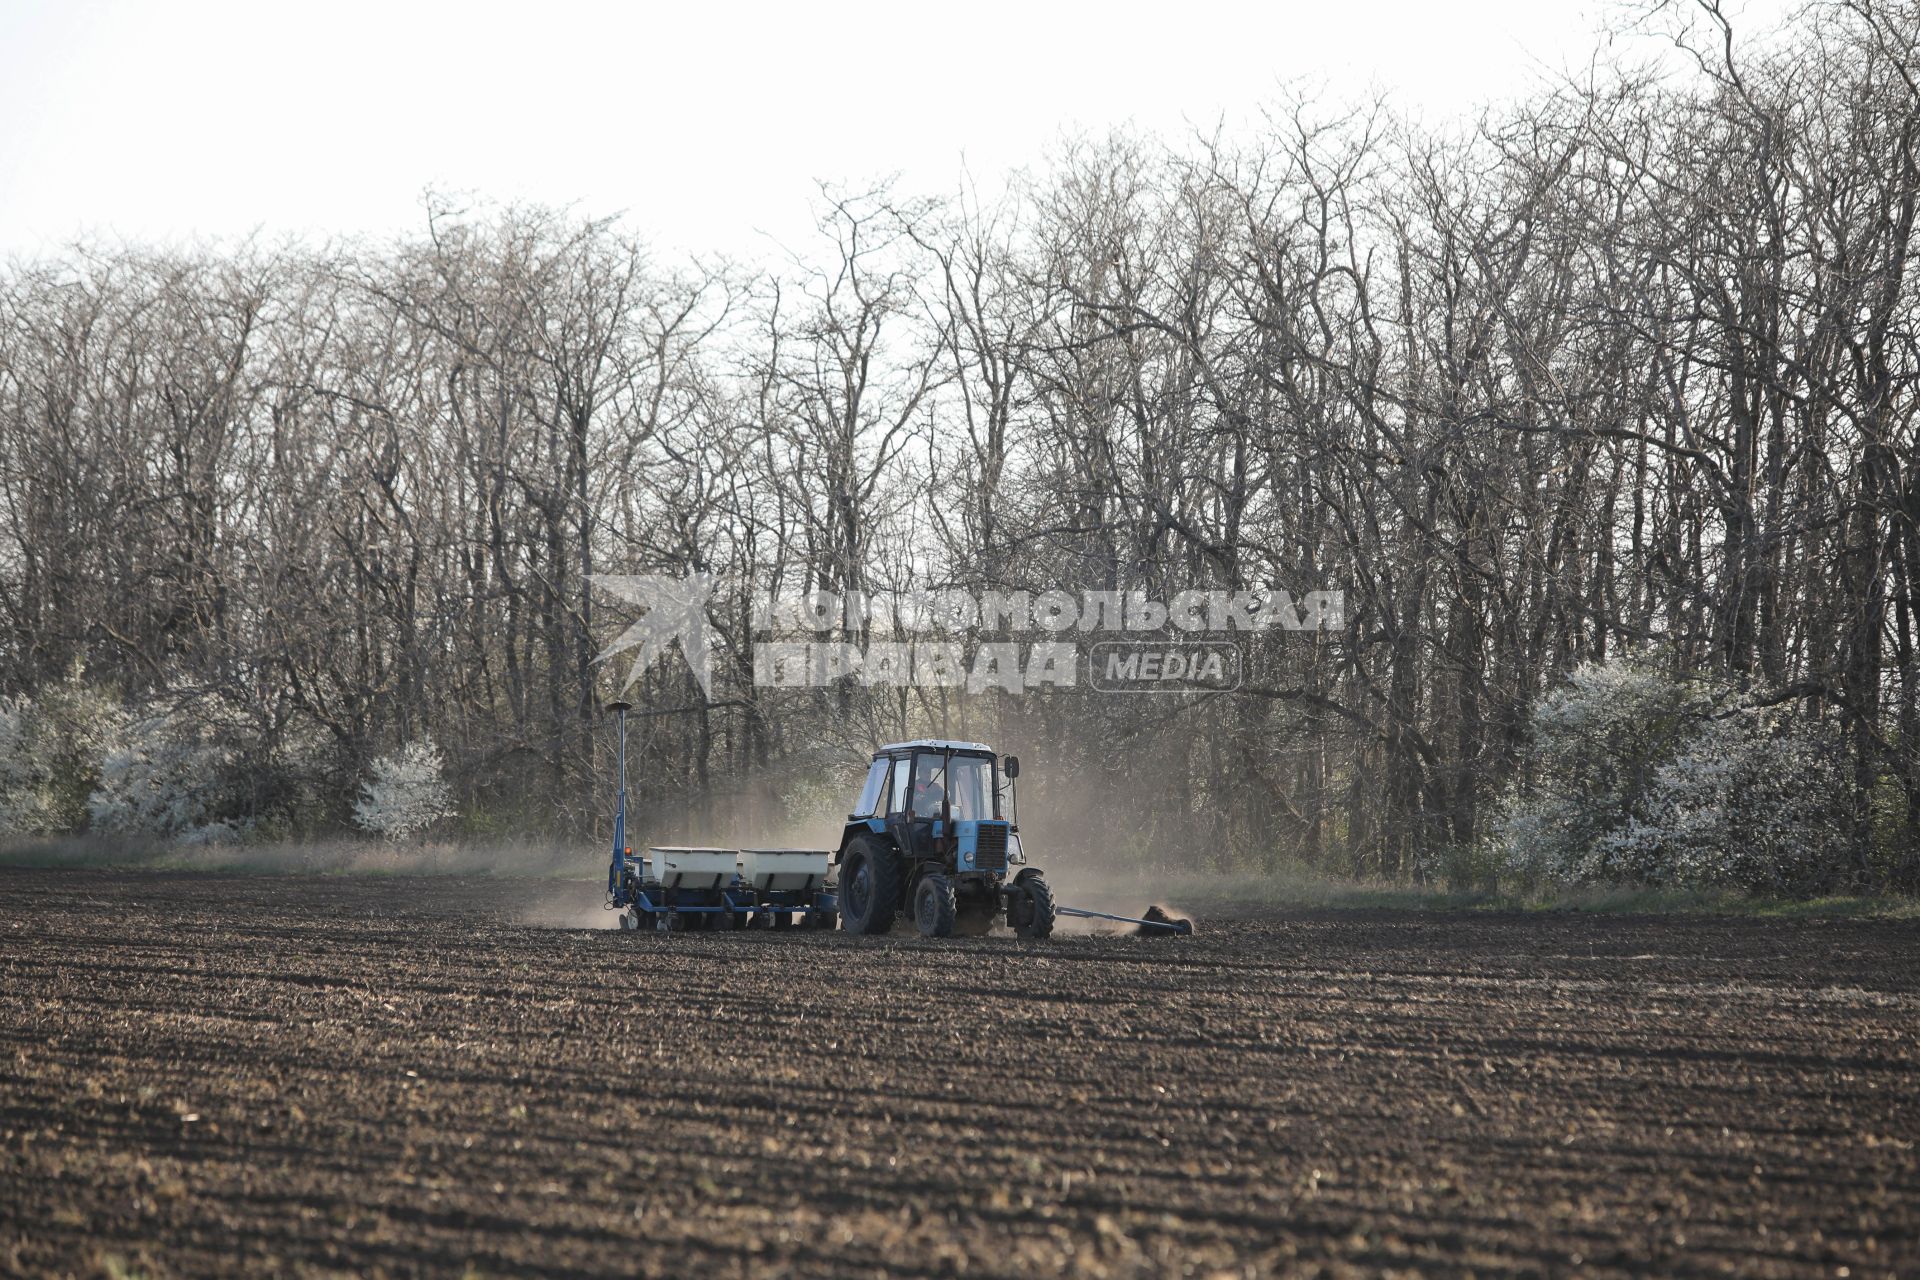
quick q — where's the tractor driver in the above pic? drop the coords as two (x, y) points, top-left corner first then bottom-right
(912, 764), (946, 819)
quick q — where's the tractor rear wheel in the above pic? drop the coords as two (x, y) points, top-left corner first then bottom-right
(839, 837), (903, 935)
(914, 874), (958, 938)
(1011, 874), (1056, 940)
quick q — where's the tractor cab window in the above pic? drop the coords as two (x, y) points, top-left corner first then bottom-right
(946, 756), (992, 820)
(853, 760), (887, 818)
(910, 754), (946, 818)
(887, 757), (911, 815)
(910, 753), (992, 821)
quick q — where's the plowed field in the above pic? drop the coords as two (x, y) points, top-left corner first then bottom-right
(3, 869), (1915, 1277)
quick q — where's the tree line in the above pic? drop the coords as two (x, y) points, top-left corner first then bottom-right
(0, 1), (1914, 889)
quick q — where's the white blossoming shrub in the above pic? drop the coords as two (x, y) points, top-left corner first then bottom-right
(352, 738), (456, 841)
(0, 668), (125, 835)
(89, 695), (258, 841)
(2, 674), (347, 844)
(1493, 655), (1852, 894)
(1639, 711), (1852, 895)
(1494, 658), (1716, 886)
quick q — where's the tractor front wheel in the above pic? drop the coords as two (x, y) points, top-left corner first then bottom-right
(1011, 874), (1056, 940)
(839, 837), (903, 935)
(914, 874), (958, 938)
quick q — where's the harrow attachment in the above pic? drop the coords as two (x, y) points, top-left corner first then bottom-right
(1056, 903), (1196, 936)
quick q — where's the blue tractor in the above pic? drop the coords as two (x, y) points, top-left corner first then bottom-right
(602, 706), (1190, 939)
(835, 740), (1055, 939)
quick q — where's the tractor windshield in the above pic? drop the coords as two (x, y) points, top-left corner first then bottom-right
(947, 757), (992, 820)
(913, 753), (992, 821)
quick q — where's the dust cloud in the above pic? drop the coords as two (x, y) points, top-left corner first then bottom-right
(0, 757), (1213, 935)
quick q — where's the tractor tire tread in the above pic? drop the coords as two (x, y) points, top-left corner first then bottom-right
(841, 836), (904, 935)
(1015, 875), (1056, 940)
(915, 874), (958, 938)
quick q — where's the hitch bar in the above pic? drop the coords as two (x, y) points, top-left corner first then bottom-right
(1056, 905), (1194, 935)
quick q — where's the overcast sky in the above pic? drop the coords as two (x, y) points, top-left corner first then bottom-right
(0, 0), (1795, 263)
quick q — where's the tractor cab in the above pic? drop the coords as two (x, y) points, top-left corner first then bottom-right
(836, 740), (1054, 938)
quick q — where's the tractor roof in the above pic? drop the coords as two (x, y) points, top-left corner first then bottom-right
(875, 739), (995, 756)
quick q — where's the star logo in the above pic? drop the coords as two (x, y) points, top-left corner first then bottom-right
(591, 573), (717, 698)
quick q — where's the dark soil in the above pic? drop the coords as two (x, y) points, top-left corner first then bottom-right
(2, 869), (1915, 1277)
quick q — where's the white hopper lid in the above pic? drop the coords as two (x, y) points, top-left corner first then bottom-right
(736, 848), (831, 891)
(646, 846), (739, 888)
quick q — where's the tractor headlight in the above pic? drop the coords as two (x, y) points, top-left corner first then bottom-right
(1009, 834), (1026, 865)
